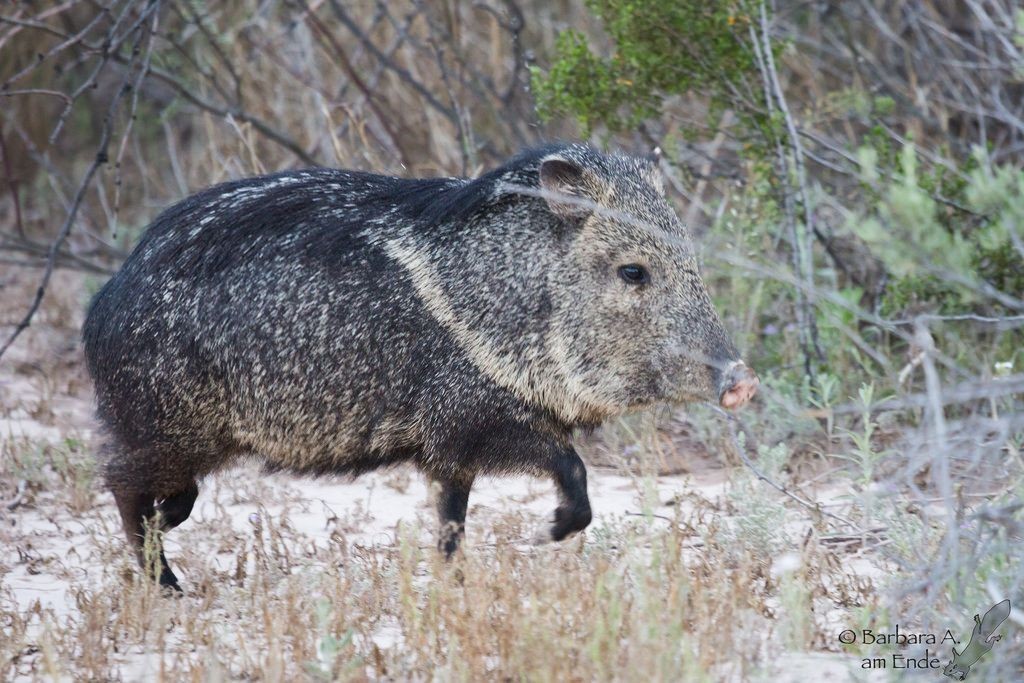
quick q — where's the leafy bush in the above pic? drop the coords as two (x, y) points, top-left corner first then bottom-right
(851, 145), (1024, 315)
(532, 0), (768, 136)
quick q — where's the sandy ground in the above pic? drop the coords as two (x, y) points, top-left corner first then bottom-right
(2, 456), (872, 681)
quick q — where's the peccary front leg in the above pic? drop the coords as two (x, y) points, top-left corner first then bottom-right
(435, 475), (474, 558)
(547, 449), (593, 541)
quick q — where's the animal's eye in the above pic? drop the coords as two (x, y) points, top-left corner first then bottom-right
(617, 264), (649, 285)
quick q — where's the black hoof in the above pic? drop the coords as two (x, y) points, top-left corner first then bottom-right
(158, 567), (183, 594)
(440, 537), (461, 559)
(550, 504), (592, 542)
(438, 521), (465, 559)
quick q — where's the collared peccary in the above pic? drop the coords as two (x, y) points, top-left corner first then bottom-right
(83, 143), (758, 590)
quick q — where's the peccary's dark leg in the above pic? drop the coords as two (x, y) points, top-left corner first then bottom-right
(112, 488), (181, 591)
(157, 480), (199, 531)
(547, 449), (592, 541)
(435, 476), (473, 558)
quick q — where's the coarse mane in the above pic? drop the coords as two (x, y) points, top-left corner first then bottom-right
(386, 142), (588, 229)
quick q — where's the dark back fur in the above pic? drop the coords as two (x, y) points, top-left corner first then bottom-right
(84, 149), (578, 495)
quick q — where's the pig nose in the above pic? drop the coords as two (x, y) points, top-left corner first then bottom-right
(718, 361), (759, 410)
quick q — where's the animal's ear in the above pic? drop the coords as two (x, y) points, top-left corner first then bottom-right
(538, 155), (593, 219)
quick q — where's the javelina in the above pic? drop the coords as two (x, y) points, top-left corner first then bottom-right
(83, 143), (758, 590)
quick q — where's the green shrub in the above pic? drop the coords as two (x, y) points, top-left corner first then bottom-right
(851, 145), (1024, 315)
(531, 0), (768, 137)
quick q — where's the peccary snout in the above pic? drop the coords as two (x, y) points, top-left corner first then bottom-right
(718, 361), (759, 410)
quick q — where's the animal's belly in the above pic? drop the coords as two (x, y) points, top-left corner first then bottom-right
(229, 396), (423, 475)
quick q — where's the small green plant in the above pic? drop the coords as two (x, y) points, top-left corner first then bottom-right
(830, 384), (890, 534)
(305, 599), (357, 680)
(724, 439), (791, 556)
(804, 372), (840, 439)
(776, 558), (813, 651)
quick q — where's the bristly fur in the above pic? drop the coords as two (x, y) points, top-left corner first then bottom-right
(83, 142), (742, 588)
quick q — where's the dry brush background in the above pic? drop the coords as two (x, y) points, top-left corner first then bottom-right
(1, 1), (1023, 681)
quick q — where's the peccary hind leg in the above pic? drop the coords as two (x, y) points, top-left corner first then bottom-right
(157, 481), (199, 531)
(112, 489), (183, 591)
(435, 475), (474, 558)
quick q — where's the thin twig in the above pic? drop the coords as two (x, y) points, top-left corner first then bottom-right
(0, 1), (159, 360)
(297, 0), (410, 168)
(139, 64), (319, 166)
(327, 0), (458, 127)
(0, 130), (25, 239)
